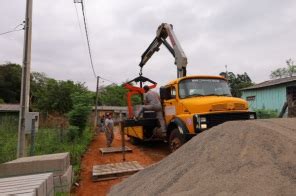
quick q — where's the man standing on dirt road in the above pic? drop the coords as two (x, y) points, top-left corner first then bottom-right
(135, 85), (167, 138)
(104, 113), (114, 147)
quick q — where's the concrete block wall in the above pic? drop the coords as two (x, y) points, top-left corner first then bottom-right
(0, 153), (70, 178)
(0, 173), (54, 196)
(0, 152), (73, 194)
(54, 165), (73, 193)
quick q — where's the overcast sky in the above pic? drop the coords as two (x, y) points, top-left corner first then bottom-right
(1, 0), (296, 91)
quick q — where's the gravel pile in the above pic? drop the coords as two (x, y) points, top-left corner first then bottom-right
(109, 118), (296, 196)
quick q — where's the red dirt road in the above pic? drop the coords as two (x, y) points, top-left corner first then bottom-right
(74, 127), (169, 196)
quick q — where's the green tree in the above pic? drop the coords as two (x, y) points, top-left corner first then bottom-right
(286, 58), (296, 77)
(68, 92), (92, 134)
(0, 63), (22, 103)
(34, 79), (88, 114)
(270, 58), (296, 79)
(98, 84), (141, 106)
(220, 71), (253, 97)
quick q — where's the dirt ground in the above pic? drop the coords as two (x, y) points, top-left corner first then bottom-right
(73, 127), (170, 196)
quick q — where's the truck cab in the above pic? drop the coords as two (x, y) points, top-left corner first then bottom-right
(160, 75), (256, 151)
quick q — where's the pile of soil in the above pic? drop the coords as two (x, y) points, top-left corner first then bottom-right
(109, 118), (296, 196)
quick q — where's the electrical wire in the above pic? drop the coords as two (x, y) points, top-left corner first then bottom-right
(0, 22), (25, 36)
(74, 3), (84, 41)
(80, 0), (97, 78)
(99, 76), (118, 84)
(73, 1), (119, 85)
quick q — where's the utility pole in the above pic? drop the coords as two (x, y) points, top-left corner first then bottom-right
(17, 0), (33, 158)
(225, 65), (228, 82)
(94, 76), (100, 130)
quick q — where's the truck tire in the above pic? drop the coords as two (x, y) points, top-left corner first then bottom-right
(169, 128), (185, 152)
(129, 136), (141, 145)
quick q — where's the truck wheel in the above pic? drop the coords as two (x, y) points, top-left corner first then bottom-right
(169, 128), (185, 152)
(129, 136), (141, 145)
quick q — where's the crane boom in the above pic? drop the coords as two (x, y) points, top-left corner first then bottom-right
(139, 23), (188, 78)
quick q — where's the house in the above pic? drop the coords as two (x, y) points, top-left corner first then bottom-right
(241, 76), (296, 117)
(91, 106), (128, 125)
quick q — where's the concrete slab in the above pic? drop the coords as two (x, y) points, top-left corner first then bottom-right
(0, 153), (70, 178)
(0, 173), (53, 196)
(99, 146), (133, 155)
(92, 161), (144, 181)
(53, 165), (73, 193)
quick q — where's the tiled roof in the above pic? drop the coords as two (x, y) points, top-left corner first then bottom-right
(0, 104), (20, 112)
(242, 76), (296, 90)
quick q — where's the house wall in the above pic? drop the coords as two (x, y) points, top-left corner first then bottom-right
(242, 85), (287, 113)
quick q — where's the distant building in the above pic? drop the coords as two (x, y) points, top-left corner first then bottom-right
(91, 106), (128, 125)
(241, 76), (296, 116)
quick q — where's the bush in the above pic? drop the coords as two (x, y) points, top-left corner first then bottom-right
(67, 126), (80, 142)
(254, 108), (278, 119)
(68, 92), (92, 135)
(0, 114), (18, 163)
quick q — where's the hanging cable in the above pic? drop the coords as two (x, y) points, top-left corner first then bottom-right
(99, 76), (118, 84)
(81, 0), (97, 78)
(0, 21), (25, 36)
(73, 1), (120, 85)
(74, 3), (84, 41)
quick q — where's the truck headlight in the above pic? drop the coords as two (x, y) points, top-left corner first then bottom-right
(200, 117), (207, 123)
(201, 124), (207, 129)
(195, 115), (207, 130)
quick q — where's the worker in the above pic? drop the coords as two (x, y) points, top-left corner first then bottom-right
(135, 85), (167, 137)
(100, 115), (105, 132)
(104, 113), (114, 147)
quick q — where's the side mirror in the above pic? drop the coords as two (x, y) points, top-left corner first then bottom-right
(160, 87), (171, 100)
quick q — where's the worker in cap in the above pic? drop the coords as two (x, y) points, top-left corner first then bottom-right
(104, 112), (114, 147)
(135, 85), (167, 138)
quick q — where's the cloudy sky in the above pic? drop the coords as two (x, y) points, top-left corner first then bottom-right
(1, 0), (296, 91)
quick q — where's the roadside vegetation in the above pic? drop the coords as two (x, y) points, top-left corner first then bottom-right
(0, 62), (141, 181)
(254, 108), (278, 119)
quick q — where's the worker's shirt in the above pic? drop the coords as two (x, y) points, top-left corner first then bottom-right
(105, 118), (114, 131)
(144, 90), (161, 106)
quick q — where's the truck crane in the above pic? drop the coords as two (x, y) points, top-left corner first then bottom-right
(139, 23), (187, 78)
(124, 23), (256, 152)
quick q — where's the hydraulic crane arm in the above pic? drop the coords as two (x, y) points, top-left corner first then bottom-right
(139, 23), (188, 78)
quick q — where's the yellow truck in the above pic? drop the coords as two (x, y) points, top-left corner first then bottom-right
(124, 23), (256, 152)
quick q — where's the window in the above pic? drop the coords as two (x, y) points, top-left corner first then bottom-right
(246, 96), (256, 101)
(171, 87), (176, 98)
(179, 78), (231, 99)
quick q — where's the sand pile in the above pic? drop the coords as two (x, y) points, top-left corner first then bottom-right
(109, 118), (296, 196)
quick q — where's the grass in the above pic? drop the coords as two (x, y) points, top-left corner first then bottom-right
(0, 114), (94, 182)
(0, 114), (18, 163)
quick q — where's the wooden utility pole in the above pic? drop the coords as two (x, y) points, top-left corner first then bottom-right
(94, 76), (100, 130)
(17, 0), (33, 158)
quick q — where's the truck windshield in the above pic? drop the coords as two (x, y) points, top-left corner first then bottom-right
(179, 78), (231, 99)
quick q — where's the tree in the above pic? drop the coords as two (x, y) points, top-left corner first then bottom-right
(270, 58), (296, 79)
(68, 92), (92, 134)
(220, 71), (253, 97)
(0, 63), (22, 103)
(98, 84), (141, 106)
(286, 58), (296, 77)
(33, 79), (89, 114)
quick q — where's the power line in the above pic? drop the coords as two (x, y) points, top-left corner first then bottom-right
(0, 22), (25, 36)
(73, 1), (119, 85)
(74, 3), (84, 40)
(79, 0), (97, 78)
(0, 29), (23, 36)
(99, 76), (118, 84)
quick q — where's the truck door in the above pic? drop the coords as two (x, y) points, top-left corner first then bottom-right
(163, 86), (178, 124)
